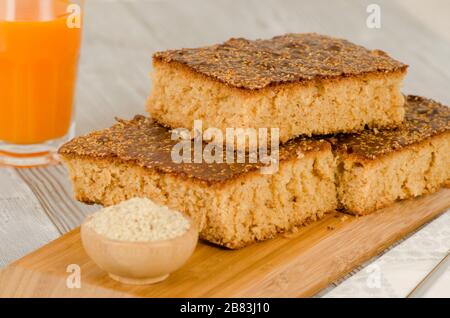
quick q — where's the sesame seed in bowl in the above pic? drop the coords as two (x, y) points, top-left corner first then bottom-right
(85, 198), (190, 242)
(81, 198), (198, 285)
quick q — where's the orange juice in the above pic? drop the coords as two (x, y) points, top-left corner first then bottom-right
(0, 0), (82, 145)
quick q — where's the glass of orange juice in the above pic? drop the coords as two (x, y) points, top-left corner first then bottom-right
(0, 0), (83, 167)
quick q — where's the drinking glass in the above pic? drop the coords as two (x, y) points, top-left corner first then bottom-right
(0, 0), (83, 166)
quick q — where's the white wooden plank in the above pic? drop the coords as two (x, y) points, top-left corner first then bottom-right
(16, 165), (97, 233)
(0, 169), (60, 268)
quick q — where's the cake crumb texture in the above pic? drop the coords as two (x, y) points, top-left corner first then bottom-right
(336, 133), (449, 215)
(335, 96), (450, 214)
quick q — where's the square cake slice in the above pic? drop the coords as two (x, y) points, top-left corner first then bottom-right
(59, 117), (337, 249)
(333, 95), (450, 215)
(148, 33), (407, 143)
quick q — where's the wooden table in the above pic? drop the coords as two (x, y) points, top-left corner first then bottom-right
(1, 0), (449, 297)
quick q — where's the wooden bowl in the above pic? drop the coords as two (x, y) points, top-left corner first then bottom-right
(80, 216), (198, 285)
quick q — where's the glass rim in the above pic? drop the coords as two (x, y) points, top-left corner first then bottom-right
(0, 0), (85, 22)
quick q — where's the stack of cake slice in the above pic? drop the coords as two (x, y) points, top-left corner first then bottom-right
(59, 33), (449, 249)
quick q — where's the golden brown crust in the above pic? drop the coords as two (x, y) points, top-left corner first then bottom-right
(153, 33), (407, 90)
(332, 95), (450, 161)
(58, 116), (329, 185)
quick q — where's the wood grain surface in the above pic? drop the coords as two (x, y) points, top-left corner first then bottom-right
(0, 0), (449, 296)
(0, 189), (449, 298)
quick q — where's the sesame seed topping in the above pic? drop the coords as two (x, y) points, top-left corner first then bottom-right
(154, 33), (407, 90)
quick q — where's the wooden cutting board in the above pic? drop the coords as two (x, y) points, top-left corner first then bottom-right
(1, 189), (449, 298)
